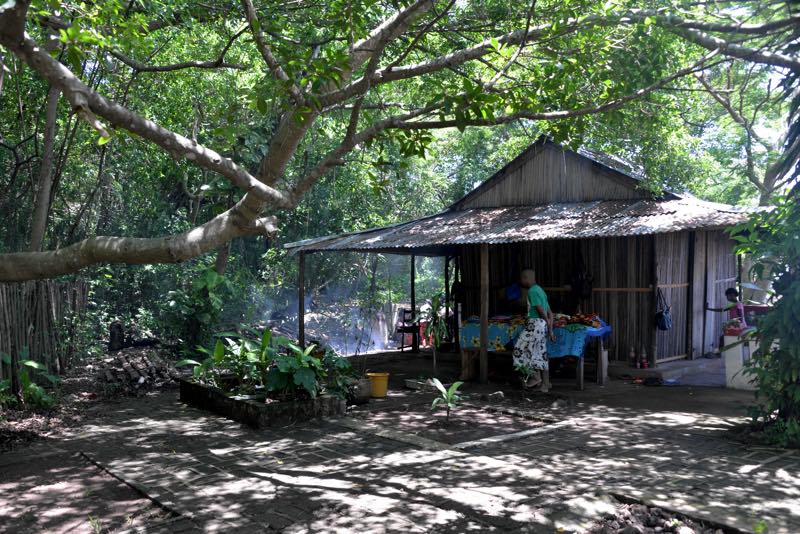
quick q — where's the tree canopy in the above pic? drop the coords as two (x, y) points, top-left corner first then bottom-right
(0, 0), (797, 281)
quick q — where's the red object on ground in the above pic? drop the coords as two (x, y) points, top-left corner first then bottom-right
(418, 321), (432, 347)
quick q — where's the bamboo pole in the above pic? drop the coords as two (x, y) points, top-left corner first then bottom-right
(411, 254), (418, 352)
(479, 244), (489, 384)
(444, 256), (450, 341)
(298, 252), (306, 348)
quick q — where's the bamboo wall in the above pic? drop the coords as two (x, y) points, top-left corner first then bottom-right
(703, 230), (739, 353)
(459, 235), (655, 361)
(655, 232), (690, 362)
(0, 280), (88, 378)
(457, 144), (649, 209)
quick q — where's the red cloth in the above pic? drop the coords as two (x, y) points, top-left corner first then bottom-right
(729, 302), (747, 327)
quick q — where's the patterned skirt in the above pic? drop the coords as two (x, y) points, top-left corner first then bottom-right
(513, 318), (549, 371)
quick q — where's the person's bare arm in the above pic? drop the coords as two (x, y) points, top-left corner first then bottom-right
(705, 302), (734, 312)
(536, 305), (556, 341)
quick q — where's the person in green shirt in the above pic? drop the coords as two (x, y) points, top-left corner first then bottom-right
(513, 269), (555, 389)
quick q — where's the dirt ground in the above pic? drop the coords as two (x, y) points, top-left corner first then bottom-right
(2, 349), (783, 534)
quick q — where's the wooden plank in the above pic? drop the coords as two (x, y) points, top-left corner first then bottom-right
(687, 231), (696, 359)
(411, 254), (418, 352)
(444, 256), (450, 341)
(479, 244), (489, 384)
(454, 256), (461, 351)
(651, 235), (659, 367)
(657, 353), (688, 364)
(298, 253), (306, 348)
(542, 286), (655, 293)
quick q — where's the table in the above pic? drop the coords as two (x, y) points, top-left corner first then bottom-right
(458, 315), (612, 389)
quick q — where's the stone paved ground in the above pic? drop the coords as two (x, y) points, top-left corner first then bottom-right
(1, 381), (799, 534)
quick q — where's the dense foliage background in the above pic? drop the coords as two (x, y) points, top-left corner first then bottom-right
(0, 0), (794, 351)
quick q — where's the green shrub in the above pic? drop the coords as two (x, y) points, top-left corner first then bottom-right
(178, 328), (354, 400)
(734, 191), (800, 447)
(0, 348), (61, 409)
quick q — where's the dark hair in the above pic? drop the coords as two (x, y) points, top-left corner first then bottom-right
(725, 287), (739, 297)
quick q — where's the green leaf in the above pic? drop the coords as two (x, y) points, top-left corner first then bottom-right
(22, 360), (46, 370)
(213, 339), (225, 363)
(431, 377), (447, 396)
(176, 359), (202, 367)
(98, 135), (111, 146)
(265, 368), (289, 391)
(293, 367), (318, 397)
(447, 381), (464, 397)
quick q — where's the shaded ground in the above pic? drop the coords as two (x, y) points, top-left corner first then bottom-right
(0, 443), (171, 533)
(2, 354), (798, 534)
(350, 400), (551, 445)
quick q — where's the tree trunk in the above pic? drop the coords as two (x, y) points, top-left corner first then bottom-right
(10, 349), (22, 405)
(29, 86), (59, 252)
(214, 242), (232, 275)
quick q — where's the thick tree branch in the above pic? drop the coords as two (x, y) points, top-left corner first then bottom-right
(291, 106), (439, 202)
(253, 0), (433, 188)
(0, 33), (291, 207)
(0, 210), (277, 281)
(669, 26), (800, 71)
(240, 0), (304, 104)
(385, 0), (457, 71)
(347, 0), (434, 74)
(321, 11), (800, 107)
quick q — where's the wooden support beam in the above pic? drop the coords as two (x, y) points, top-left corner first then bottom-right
(298, 252), (305, 349)
(651, 237), (658, 368)
(479, 244), (489, 384)
(411, 254), (419, 352)
(444, 256), (451, 341)
(454, 256), (461, 351)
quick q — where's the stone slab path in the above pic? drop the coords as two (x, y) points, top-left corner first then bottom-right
(2, 386), (799, 533)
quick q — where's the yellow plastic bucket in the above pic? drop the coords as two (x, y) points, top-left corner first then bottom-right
(366, 372), (390, 398)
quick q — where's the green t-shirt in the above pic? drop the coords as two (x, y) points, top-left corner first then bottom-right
(527, 284), (549, 319)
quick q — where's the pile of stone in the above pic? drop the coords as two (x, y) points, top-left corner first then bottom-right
(96, 347), (181, 394)
(588, 503), (726, 534)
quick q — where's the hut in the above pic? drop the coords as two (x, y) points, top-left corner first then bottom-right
(285, 138), (754, 382)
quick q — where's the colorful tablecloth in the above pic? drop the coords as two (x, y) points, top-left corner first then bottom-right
(459, 316), (611, 359)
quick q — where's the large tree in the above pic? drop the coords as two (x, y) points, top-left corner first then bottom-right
(0, 0), (797, 281)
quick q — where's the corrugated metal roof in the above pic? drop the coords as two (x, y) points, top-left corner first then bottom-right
(284, 198), (755, 254)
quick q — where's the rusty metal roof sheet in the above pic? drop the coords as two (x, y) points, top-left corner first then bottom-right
(284, 198), (755, 254)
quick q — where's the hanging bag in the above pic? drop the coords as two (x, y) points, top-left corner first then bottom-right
(654, 288), (673, 331)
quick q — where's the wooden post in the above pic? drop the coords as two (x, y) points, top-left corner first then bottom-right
(444, 256), (451, 341)
(411, 254), (419, 352)
(454, 257), (461, 351)
(298, 252), (306, 349)
(651, 238), (659, 368)
(479, 244), (489, 383)
(686, 231), (695, 359)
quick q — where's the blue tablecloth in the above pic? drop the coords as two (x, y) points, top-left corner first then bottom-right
(459, 316), (611, 359)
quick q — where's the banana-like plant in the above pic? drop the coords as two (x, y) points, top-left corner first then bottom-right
(423, 293), (448, 377)
(430, 378), (463, 424)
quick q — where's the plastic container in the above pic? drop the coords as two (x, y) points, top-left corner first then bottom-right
(366, 372), (390, 398)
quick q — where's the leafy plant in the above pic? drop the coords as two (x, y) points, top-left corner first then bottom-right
(430, 378), (463, 424)
(163, 265), (233, 350)
(179, 329), (347, 401)
(266, 343), (325, 398)
(322, 350), (356, 399)
(0, 348), (61, 409)
(422, 293), (449, 376)
(733, 186), (800, 447)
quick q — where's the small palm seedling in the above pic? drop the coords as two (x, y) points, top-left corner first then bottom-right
(430, 378), (463, 424)
(422, 293), (448, 376)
